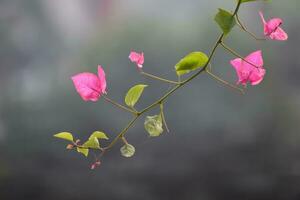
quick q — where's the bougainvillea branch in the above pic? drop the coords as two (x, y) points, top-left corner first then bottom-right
(54, 0), (288, 169)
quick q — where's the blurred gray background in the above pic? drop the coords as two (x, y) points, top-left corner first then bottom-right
(0, 0), (300, 199)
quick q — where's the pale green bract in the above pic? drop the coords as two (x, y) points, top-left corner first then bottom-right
(125, 84), (148, 107)
(175, 52), (209, 76)
(120, 144), (135, 157)
(144, 115), (163, 137)
(54, 132), (74, 142)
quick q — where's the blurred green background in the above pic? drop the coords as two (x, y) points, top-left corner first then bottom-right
(1, 0), (300, 199)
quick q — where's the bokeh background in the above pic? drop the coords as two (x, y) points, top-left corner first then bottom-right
(1, 0), (300, 199)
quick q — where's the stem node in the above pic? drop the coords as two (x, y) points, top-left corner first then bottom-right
(136, 112), (142, 116)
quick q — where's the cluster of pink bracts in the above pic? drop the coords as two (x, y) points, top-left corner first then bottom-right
(71, 12), (287, 102)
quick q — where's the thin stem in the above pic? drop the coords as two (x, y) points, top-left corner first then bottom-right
(220, 42), (260, 69)
(103, 96), (136, 114)
(178, 76), (181, 83)
(206, 69), (244, 94)
(103, 115), (139, 150)
(141, 71), (180, 85)
(236, 14), (247, 30)
(233, 0), (242, 15)
(140, 85), (181, 114)
(208, 61), (213, 71)
(236, 14), (266, 41)
(160, 103), (170, 133)
(131, 106), (138, 113)
(72, 142), (105, 152)
(121, 136), (129, 145)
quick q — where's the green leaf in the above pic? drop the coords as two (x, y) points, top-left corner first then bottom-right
(89, 131), (109, 140)
(82, 137), (100, 149)
(125, 84), (148, 107)
(175, 52), (209, 76)
(54, 132), (74, 142)
(120, 144), (135, 158)
(214, 8), (236, 35)
(77, 147), (89, 157)
(144, 115), (163, 137)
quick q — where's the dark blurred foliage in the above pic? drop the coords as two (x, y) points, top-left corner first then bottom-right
(1, 0), (300, 199)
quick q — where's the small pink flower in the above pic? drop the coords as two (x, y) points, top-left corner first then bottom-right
(71, 65), (107, 102)
(90, 160), (101, 170)
(230, 50), (266, 86)
(259, 11), (288, 41)
(129, 51), (144, 69)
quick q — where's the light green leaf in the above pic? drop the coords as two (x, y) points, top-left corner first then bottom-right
(82, 137), (100, 149)
(77, 147), (89, 157)
(144, 115), (163, 137)
(125, 84), (148, 107)
(175, 52), (208, 76)
(120, 144), (135, 158)
(54, 132), (74, 142)
(89, 131), (109, 140)
(214, 8), (236, 35)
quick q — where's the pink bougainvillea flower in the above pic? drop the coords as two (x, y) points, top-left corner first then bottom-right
(71, 65), (107, 102)
(230, 50), (266, 86)
(129, 51), (144, 69)
(259, 11), (288, 41)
